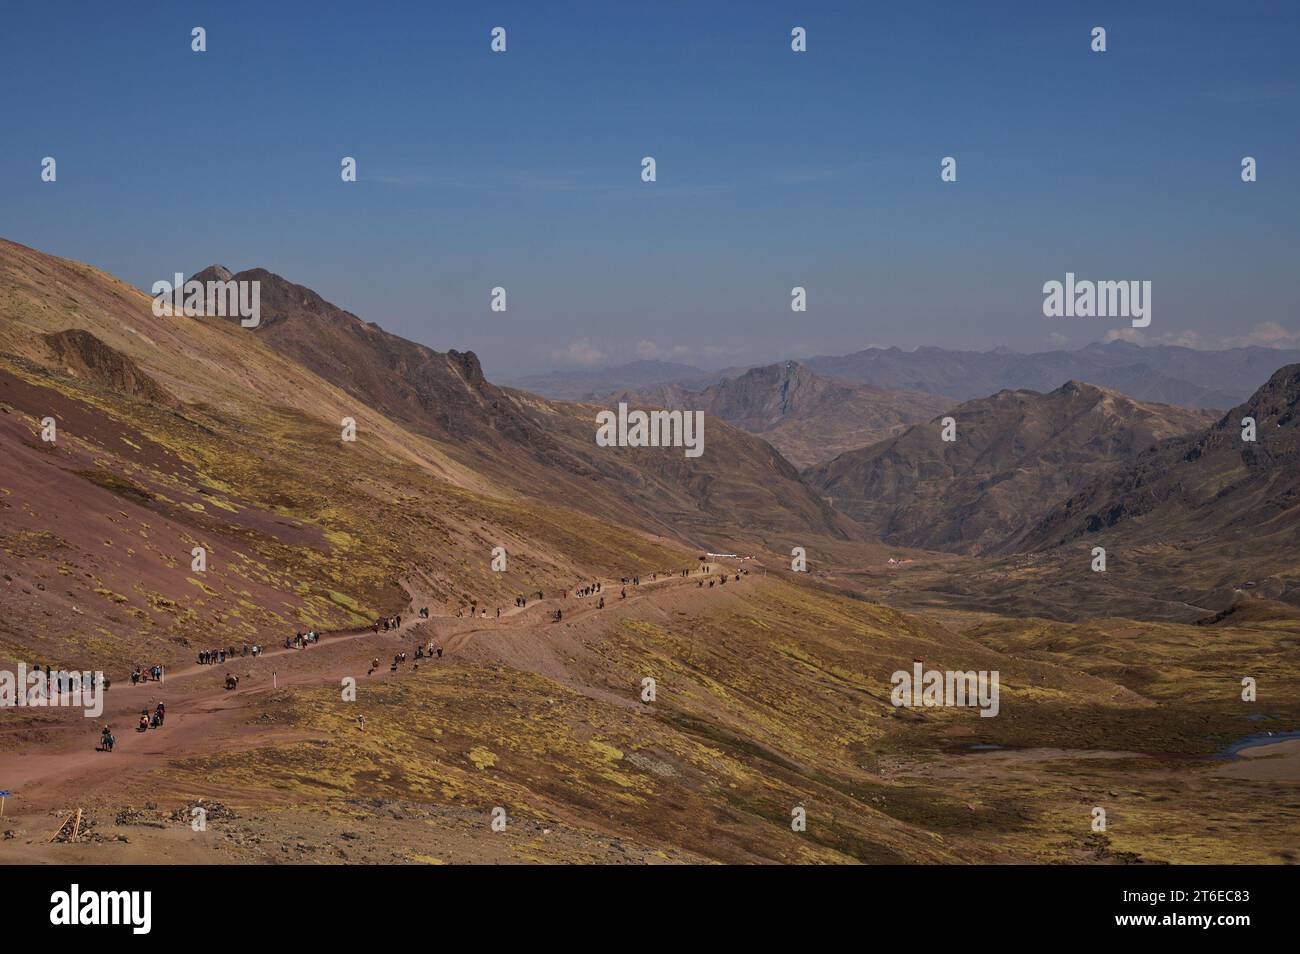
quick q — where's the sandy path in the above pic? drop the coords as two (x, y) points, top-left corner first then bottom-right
(0, 567), (737, 810)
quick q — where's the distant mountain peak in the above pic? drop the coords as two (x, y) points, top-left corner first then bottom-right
(809, 384), (1216, 555)
(188, 264), (234, 284)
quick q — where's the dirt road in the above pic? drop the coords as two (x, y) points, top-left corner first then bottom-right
(0, 567), (740, 811)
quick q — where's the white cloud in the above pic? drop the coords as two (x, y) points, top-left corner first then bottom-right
(1103, 322), (1300, 350)
(549, 337), (606, 367)
(634, 340), (738, 363)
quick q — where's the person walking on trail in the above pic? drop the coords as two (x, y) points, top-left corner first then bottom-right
(101, 725), (115, 752)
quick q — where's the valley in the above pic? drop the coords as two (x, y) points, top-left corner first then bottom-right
(1, 237), (1296, 865)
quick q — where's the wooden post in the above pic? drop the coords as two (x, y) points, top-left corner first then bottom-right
(48, 811), (74, 843)
(70, 808), (82, 843)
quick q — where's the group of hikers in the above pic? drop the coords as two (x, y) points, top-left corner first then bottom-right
(24, 665), (105, 697)
(699, 571), (747, 588)
(94, 560), (750, 751)
(198, 644), (266, 665)
(129, 663), (165, 684)
(98, 701), (165, 753)
(138, 701), (165, 732)
(367, 641), (443, 676)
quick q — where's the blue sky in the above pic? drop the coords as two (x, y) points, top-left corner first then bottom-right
(2, 1), (1297, 377)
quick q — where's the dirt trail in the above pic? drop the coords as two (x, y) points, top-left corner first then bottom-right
(0, 566), (747, 811)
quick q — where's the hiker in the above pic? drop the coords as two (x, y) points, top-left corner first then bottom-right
(137, 715), (149, 732)
(597, 597), (604, 609)
(155, 702), (165, 726)
(101, 725), (115, 752)
(436, 647), (443, 659)
(131, 668), (141, 685)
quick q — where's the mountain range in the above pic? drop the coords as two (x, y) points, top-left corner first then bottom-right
(517, 340), (1300, 418)
(602, 361), (951, 468)
(3, 237), (1299, 864)
(807, 381), (1217, 555)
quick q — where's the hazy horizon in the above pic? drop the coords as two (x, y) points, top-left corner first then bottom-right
(3, 0), (1298, 378)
